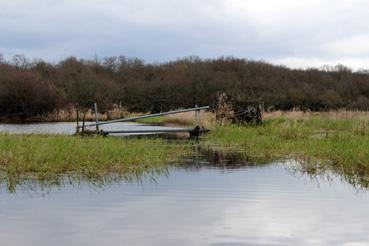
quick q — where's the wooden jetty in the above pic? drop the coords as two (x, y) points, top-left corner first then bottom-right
(77, 105), (210, 137)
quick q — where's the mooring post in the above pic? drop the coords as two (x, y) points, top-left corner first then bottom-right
(195, 104), (199, 127)
(82, 111), (86, 134)
(76, 110), (80, 133)
(94, 102), (99, 132)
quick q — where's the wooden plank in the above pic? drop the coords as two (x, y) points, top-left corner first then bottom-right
(103, 128), (209, 135)
(103, 129), (194, 134)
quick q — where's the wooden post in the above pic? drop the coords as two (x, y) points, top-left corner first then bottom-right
(76, 109), (80, 133)
(94, 102), (99, 132)
(82, 111), (86, 134)
(195, 104), (199, 127)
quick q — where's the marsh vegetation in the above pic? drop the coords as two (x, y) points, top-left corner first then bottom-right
(0, 133), (191, 191)
(2, 111), (369, 192)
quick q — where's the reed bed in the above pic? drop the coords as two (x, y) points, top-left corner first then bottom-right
(136, 111), (216, 129)
(162, 111), (215, 128)
(264, 110), (369, 120)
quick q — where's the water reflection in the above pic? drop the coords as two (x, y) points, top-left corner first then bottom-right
(288, 159), (369, 191)
(1, 157), (369, 246)
(180, 147), (271, 170)
(0, 167), (170, 194)
(2, 147), (369, 193)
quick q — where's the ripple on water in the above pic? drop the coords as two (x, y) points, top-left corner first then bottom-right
(1, 162), (369, 246)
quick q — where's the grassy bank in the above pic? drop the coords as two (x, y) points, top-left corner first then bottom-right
(204, 116), (369, 183)
(0, 134), (190, 183)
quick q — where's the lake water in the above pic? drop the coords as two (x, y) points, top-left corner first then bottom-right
(1, 158), (369, 246)
(0, 122), (185, 135)
(1, 123), (369, 245)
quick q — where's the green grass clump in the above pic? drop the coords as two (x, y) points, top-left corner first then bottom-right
(0, 134), (190, 183)
(205, 117), (369, 176)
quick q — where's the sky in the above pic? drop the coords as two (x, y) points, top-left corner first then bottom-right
(1, 0), (369, 69)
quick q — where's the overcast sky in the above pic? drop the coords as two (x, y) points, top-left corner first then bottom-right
(1, 0), (369, 69)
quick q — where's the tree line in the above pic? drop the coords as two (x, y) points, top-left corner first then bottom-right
(1, 54), (369, 121)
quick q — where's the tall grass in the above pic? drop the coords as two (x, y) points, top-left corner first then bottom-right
(205, 117), (369, 174)
(0, 134), (190, 189)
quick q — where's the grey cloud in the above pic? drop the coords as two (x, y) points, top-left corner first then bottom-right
(1, 0), (369, 68)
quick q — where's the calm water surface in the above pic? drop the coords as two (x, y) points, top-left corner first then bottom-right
(1, 160), (369, 246)
(0, 122), (184, 135)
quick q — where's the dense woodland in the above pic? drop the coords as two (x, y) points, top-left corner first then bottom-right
(1, 54), (369, 120)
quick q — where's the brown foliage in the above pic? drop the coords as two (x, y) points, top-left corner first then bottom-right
(1, 55), (369, 120)
(0, 69), (62, 119)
